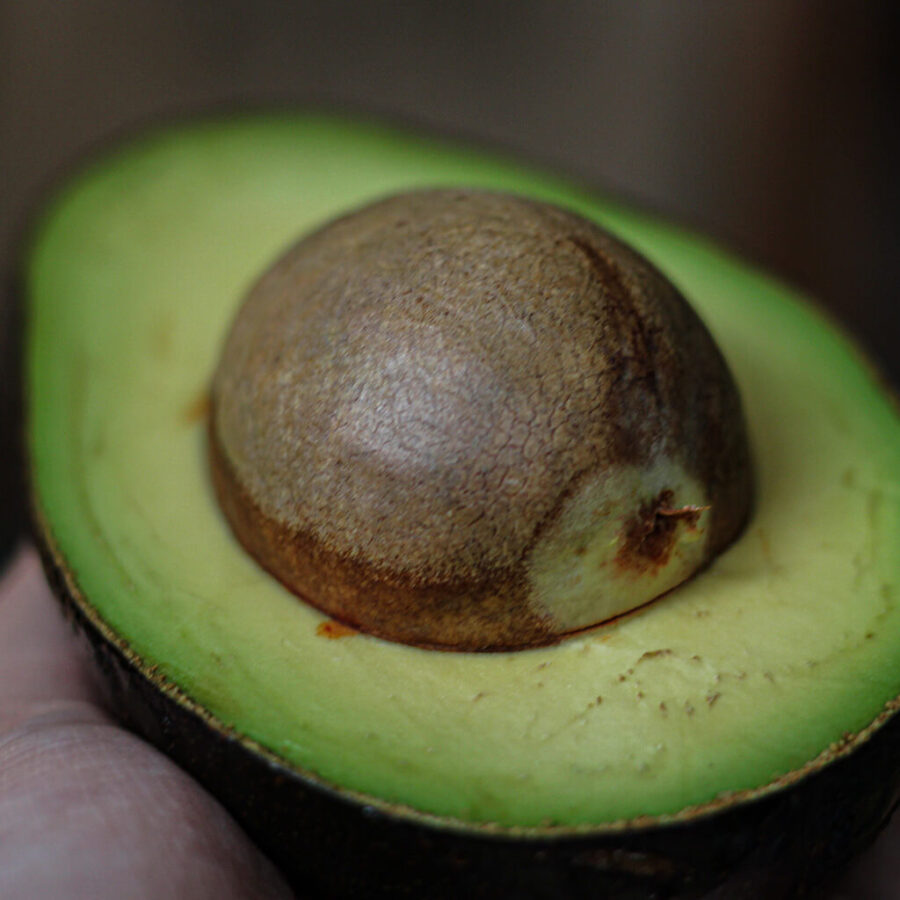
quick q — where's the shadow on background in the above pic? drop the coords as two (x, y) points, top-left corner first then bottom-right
(1, 0), (897, 554)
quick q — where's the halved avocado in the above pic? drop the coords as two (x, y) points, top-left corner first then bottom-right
(24, 113), (900, 898)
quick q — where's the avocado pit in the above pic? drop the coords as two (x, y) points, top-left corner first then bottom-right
(209, 189), (753, 650)
(616, 490), (710, 574)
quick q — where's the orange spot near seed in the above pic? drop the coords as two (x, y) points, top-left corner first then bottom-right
(316, 620), (358, 640)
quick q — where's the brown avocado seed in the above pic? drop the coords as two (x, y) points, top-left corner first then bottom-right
(209, 189), (753, 651)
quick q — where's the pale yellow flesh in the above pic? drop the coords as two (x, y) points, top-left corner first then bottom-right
(28, 114), (900, 827)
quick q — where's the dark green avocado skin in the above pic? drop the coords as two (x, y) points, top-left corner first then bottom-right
(36, 542), (900, 898)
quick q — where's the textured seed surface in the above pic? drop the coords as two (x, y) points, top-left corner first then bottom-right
(210, 189), (752, 649)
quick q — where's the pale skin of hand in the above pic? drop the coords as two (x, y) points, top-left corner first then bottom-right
(0, 544), (896, 900)
(0, 545), (294, 900)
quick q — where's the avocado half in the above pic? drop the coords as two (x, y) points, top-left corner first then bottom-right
(24, 113), (900, 898)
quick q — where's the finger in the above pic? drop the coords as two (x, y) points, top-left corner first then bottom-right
(0, 547), (295, 899)
(0, 702), (295, 899)
(0, 544), (106, 735)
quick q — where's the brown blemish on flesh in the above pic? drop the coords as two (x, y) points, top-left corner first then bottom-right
(639, 648), (674, 662)
(316, 620), (358, 640)
(182, 391), (211, 425)
(757, 528), (776, 569)
(616, 490), (710, 573)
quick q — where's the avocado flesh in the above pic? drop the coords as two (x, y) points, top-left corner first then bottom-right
(27, 114), (900, 830)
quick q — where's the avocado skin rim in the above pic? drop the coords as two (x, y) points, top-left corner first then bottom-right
(31, 511), (900, 899)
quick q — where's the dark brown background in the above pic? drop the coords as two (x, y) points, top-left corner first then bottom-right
(1, 1), (897, 562)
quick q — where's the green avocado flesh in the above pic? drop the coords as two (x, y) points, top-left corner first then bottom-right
(27, 113), (900, 829)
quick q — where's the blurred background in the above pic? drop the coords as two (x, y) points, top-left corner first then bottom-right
(1, 1), (897, 563)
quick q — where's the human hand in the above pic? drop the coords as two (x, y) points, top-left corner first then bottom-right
(0, 543), (896, 899)
(0, 545), (293, 900)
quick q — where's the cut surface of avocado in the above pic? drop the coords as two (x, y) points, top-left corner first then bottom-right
(27, 113), (900, 829)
